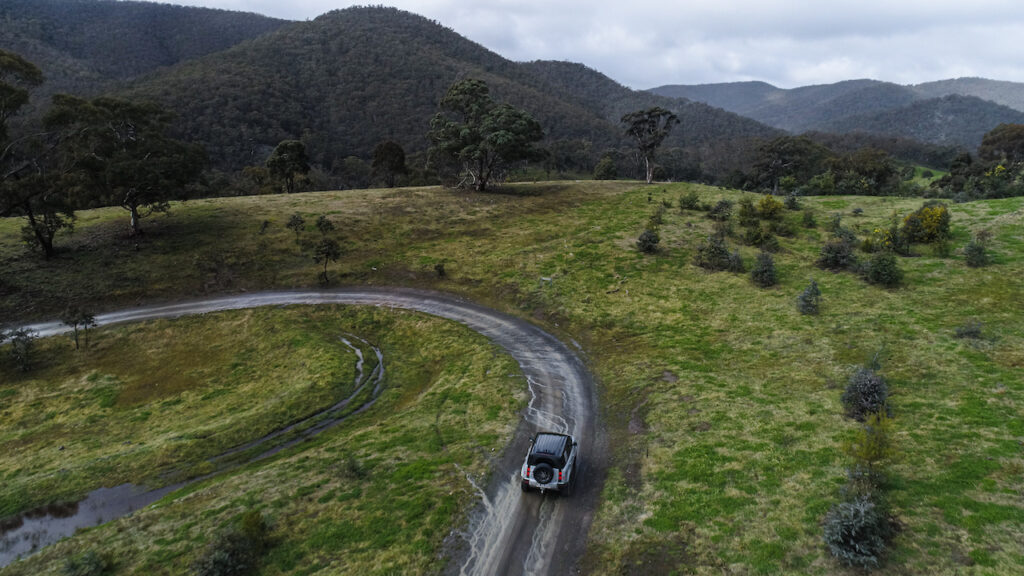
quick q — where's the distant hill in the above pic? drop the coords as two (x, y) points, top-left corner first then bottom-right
(821, 94), (1024, 150)
(0, 0), (288, 99)
(117, 8), (781, 172)
(650, 78), (1024, 150)
(913, 78), (1024, 112)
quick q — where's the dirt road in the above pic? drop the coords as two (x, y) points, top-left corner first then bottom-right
(20, 287), (605, 575)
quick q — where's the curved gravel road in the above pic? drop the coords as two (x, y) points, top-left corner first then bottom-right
(17, 287), (605, 575)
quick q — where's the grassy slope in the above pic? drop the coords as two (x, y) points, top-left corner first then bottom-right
(1, 181), (1022, 574)
(0, 306), (524, 574)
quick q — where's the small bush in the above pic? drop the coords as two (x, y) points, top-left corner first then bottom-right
(728, 250), (745, 273)
(802, 209), (816, 228)
(593, 156), (617, 180)
(707, 199), (733, 222)
(901, 201), (951, 243)
(694, 234), (736, 271)
(741, 224), (766, 247)
(864, 252), (903, 287)
(823, 494), (891, 570)
(737, 197), (759, 227)
(751, 251), (777, 287)
(827, 212), (843, 232)
(844, 412), (896, 480)
(841, 367), (888, 422)
(7, 328), (37, 372)
(637, 229), (660, 254)
(954, 319), (983, 339)
(757, 194), (785, 220)
(678, 190), (700, 210)
(851, 207), (864, 217)
(797, 280), (821, 315)
(64, 551), (113, 576)
(760, 233), (780, 253)
(193, 511), (270, 576)
(784, 194), (801, 210)
(964, 230), (991, 267)
(647, 205), (667, 228)
(817, 239), (857, 270)
(768, 218), (795, 237)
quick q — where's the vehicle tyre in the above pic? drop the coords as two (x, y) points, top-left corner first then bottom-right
(533, 463), (553, 484)
(520, 481), (530, 492)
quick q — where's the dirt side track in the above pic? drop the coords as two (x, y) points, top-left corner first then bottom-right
(20, 287), (606, 575)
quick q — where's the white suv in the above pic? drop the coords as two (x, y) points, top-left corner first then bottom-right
(520, 432), (578, 495)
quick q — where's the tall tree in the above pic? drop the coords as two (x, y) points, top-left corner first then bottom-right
(978, 123), (1024, 164)
(371, 140), (406, 188)
(45, 95), (205, 235)
(621, 107), (679, 184)
(0, 50), (79, 258)
(0, 49), (43, 143)
(428, 78), (544, 192)
(266, 140), (310, 194)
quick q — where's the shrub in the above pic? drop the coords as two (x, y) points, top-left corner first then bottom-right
(964, 230), (991, 267)
(694, 234), (735, 271)
(823, 494), (891, 570)
(784, 193), (801, 210)
(285, 213), (305, 240)
(737, 197), (759, 227)
(817, 239), (857, 270)
(7, 328), (37, 372)
(768, 218), (795, 237)
(593, 155), (617, 180)
(637, 229), (660, 254)
(802, 209), (816, 228)
(954, 319), (983, 339)
(707, 199), (733, 222)
(678, 190), (700, 210)
(844, 412), (896, 480)
(63, 550), (113, 576)
(901, 201), (951, 243)
(827, 212), (843, 232)
(841, 367), (888, 422)
(796, 280), (821, 315)
(741, 224), (766, 247)
(751, 251), (777, 287)
(757, 194), (785, 220)
(193, 511), (270, 576)
(647, 205), (667, 228)
(851, 207), (864, 217)
(727, 250), (745, 273)
(864, 252), (903, 287)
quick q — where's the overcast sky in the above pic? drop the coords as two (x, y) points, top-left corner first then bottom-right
(158, 0), (1024, 89)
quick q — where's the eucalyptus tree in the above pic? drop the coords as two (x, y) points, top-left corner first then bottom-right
(428, 79), (544, 191)
(621, 107), (679, 184)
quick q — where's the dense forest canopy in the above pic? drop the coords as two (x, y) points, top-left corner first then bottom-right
(1, 1), (1022, 197)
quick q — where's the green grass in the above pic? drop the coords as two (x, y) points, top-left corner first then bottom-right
(3, 181), (1022, 574)
(0, 306), (524, 575)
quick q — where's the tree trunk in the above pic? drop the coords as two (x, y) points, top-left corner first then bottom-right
(644, 155), (654, 184)
(24, 204), (55, 259)
(129, 204), (142, 235)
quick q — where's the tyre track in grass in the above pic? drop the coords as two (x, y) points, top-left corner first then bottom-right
(12, 287), (606, 575)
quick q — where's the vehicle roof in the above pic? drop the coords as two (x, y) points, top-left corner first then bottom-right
(532, 432), (571, 456)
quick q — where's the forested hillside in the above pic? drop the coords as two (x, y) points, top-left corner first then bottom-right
(821, 94), (1024, 150)
(0, 0), (287, 99)
(111, 7), (781, 177)
(651, 78), (1024, 151)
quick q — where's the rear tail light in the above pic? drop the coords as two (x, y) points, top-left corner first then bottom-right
(558, 470), (563, 482)
(527, 466), (532, 478)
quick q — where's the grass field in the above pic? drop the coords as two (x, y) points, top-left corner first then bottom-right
(0, 306), (524, 574)
(2, 181), (1022, 574)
